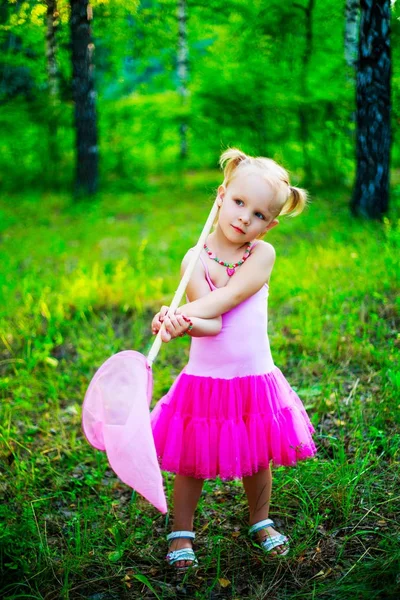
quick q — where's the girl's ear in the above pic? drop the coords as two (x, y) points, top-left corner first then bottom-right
(265, 219), (279, 233)
(217, 185), (225, 206)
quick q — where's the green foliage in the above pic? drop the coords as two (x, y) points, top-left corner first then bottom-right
(99, 90), (187, 178)
(0, 0), (399, 190)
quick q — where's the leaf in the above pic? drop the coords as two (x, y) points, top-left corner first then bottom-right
(310, 569), (325, 579)
(108, 548), (124, 562)
(44, 356), (59, 367)
(310, 568), (332, 580)
(219, 578), (231, 588)
(133, 574), (162, 600)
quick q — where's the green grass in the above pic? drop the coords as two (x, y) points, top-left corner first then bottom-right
(1, 171), (399, 599)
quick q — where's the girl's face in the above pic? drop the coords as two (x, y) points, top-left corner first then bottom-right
(217, 172), (279, 243)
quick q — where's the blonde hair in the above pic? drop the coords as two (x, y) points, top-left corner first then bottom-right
(219, 147), (308, 218)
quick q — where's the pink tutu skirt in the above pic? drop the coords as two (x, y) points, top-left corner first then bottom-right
(150, 366), (317, 480)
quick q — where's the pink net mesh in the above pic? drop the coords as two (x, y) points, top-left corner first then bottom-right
(82, 350), (167, 514)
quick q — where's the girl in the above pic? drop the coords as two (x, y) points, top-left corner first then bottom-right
(150, 148), (317, 569)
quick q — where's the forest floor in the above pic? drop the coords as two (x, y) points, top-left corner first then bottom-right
(1, 172), (399, 599)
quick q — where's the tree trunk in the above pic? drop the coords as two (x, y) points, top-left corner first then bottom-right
(70, 0), (98, 196)
(344, 0), (359, 169)
(351, 0), (391, 219)
(295, 0), (315, 183)
(46, 0), (59, 183)
(46, 0), (59, 98)
(344, 0), (360, 69)
(177, 0), (189, 161)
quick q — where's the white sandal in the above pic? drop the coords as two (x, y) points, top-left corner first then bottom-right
(249, 518), (290, 556)
(166, 531), (198, 570)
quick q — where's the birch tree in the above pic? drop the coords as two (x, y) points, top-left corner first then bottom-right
(46, 0), (59, 98)
(46, 0), (60, 174)
(177, 0), (189, 160)
(294, 0), (315, 182)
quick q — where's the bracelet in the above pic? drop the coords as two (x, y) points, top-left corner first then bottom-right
(181, 315), (193, 336)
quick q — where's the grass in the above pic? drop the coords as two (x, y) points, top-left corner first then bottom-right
(0, 170), (399, 599)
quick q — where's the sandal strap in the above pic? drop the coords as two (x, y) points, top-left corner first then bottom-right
(260, 533), (289, 553)
(167, 530), (195, 541)
(166, 548), (198, 565)
(249, 519), (274, 535)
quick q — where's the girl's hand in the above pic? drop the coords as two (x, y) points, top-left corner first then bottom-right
(151, 306), (190, 342)
(160, 312), (190, 343)
(151, 305), (170, 335)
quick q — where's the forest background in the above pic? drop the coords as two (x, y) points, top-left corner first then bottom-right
(1, 0), (399, 189)
(1, 1), (400, 600)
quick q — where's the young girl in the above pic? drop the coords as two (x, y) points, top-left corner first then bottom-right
(150, 148), (317, 569)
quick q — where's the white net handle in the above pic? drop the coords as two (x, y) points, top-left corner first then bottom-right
(147, 200), (219, 366)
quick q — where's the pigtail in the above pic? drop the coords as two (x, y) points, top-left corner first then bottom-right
(279, 185), (308, 217)
(219, 148), (249, 185)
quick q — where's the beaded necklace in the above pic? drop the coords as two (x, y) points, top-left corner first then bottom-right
(203, 241), (252, 277)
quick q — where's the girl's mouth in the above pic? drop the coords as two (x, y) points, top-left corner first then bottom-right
(232, 225), (245, 234)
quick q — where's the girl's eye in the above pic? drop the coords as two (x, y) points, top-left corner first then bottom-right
(255, 212), (265, 220)
(235, 199), (244, 206)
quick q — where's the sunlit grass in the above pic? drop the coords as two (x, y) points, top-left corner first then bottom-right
(0, 173), (399, 599)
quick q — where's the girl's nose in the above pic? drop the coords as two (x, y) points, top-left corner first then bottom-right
(239, 213), (251, 224)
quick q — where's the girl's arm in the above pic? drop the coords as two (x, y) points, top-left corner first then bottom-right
(152, 312), (221, 341)
(177, 241), (275, 319)
(151, 250), (222, 342)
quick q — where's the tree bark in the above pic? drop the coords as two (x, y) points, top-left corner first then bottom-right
(177, 0), (189, 161)
(46, 0), (59, 98)
(70, 0), (98, 196)
(295, 0), (315, 183)
(46, 0), (59, 182)
(351, 0), (391, 219)
(344, 0), (360, 69)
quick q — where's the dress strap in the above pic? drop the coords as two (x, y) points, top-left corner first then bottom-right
(249, 241), (258, 253)
(187, 248), (215, 290)
(198, 253), (215, 290)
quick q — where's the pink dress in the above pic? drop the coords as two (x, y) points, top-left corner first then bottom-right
(150, 252), (317, 480)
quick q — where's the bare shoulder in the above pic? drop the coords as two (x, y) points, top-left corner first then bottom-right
(180, 248), (211, 300)
(181, 248), (195, 269)
(181, 248), (204, 275)
(251, 240), (276, 265)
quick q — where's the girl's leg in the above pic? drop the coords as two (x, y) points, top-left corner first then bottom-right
(169, 474), (204, 567)
(242, 466), (288, 555)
